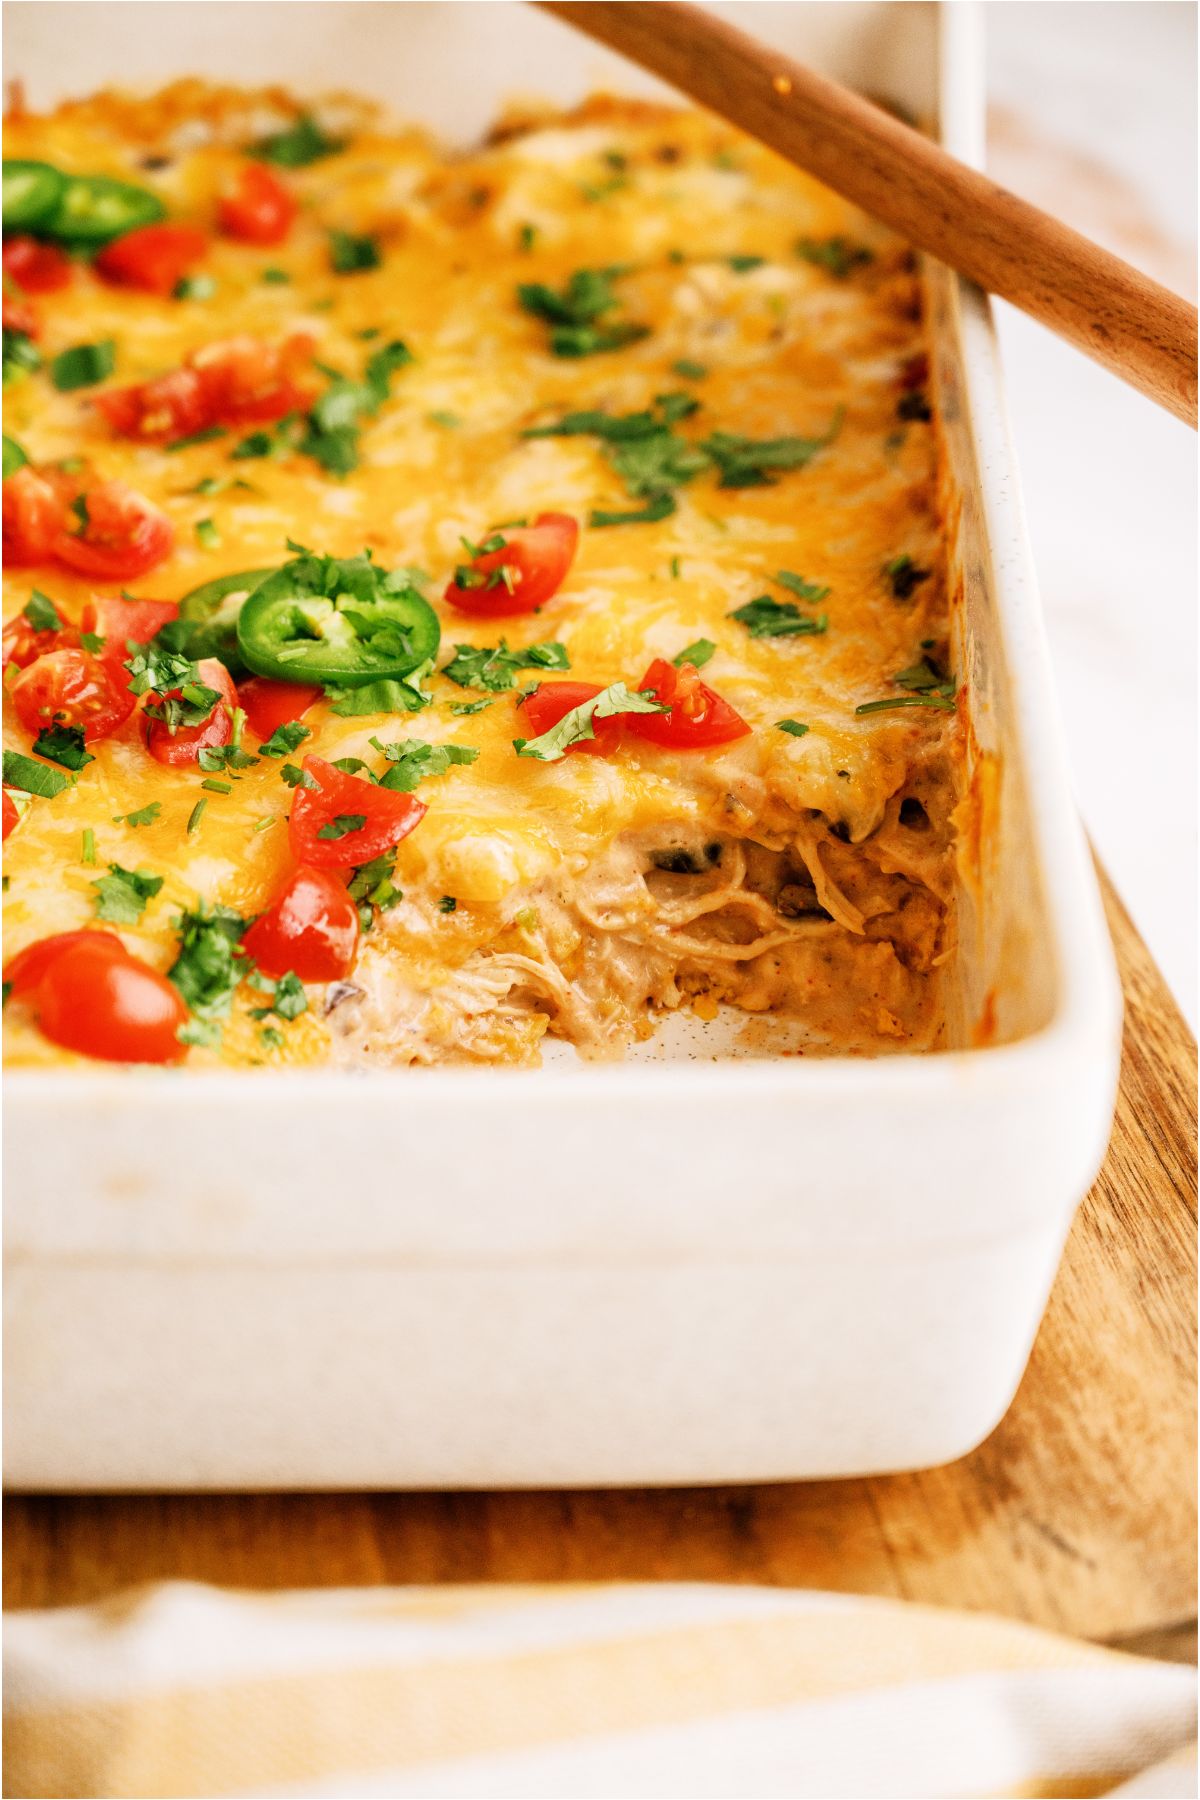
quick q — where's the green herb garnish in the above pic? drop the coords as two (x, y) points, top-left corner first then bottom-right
(328, 229), (381, 274)
(91, 862), (164, 924)
(31, 721), (93, 771)
(796, 235), (874, 279)
(776, 719), (810, 737)
(49, 339), (115, 391)
(674, 638), (716, 669)
(441, 638), (569, 692)
(22, 590), (63, 632)
(2, 750), (69, 798)
(728, 595), (829, 639)
(514, 680), (665, 761)
(517, 266), (648, 357)
(251, 114), (343, 168)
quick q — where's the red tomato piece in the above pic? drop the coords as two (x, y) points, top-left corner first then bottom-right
(237, 676), (322, 741)
(516, 680), (622, 757)
(4, 927), (126, 998)
(3, 235), (72, 294)
(2, 606), (73, 671)
(2, 466), (67, 566)
(630, 658), (751, 750)
(10, 647), (136, 741)
(34, 935), (188, 1064)
(82, 594), (179, 683)
(289, 755), (427, 869)
(2, 292), (39, 337)
(444, 512), (578, 618)
(94, 224), (209, 297)
(53, 480), (174, 581)
(218, 163), (297, 246)
(94, 367), (210, 443)
(2, 788), (20, 841)
(242, 865), (359, 982)
(145, 656), (237, 766)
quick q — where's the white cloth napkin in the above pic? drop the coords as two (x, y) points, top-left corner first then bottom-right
(5, 1582), (1196, 1798)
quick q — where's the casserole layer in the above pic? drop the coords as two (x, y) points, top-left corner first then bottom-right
(2, 86), (962, 1066)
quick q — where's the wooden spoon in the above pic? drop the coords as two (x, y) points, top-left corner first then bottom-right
(536, 0), (1197, 426)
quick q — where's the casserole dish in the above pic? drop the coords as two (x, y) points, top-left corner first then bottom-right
(2, 0), (1122, 1490)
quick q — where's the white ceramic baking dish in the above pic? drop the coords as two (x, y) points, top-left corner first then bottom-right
(2, 0), (1121, 1490)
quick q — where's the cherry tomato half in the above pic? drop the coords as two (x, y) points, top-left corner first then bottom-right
(517, 680), (623, 757)
(237, 676), (322, 741)
(2, 606), (72, 671)
(82, 594), (180, 684)
(17, 933), (188, 1064)
(289, 755), (427, 869)
(242, 865), (359, 982)
(444, 512), (578, 618)
(94, 224), (209, 297)
(2, 234), (72, 294)
(97, 333), (314, 443)
(4, 927), (125, 998)
(10, 647), (136, 742)
(2, 292), (39, 338)
(218, 164), (297, 246)
(145, 656), (237, 766)
(630, 657), (751, 750)
(3, 465), (68, 567)
(53, 480), (174, 582)
(2, 788), (21, 841)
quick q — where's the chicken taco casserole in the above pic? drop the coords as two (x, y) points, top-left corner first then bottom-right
(2, 83), (963, 1069)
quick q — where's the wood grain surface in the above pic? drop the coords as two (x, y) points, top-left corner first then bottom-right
(5, 865), (1196, 1646)
(536, 1), (1198, 424)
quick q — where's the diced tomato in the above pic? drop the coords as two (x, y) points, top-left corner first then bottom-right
(10, 647), (136, 741)
(145, 656), (237, 766)
(444, 512), (578, 618)
(8, 931), (188, 1064)
(2, 293), (39, 338)
(218, 163), (297, 246)
(289, 755), (427, 868)
(53, 480), (174, 581)
(517, 680), (622, 757)
(242, 865), (359, 982)
(82, 594), (179, 683)
(2, 606), (72, 671)
(96, 333), (315, 444)
(2, 788), (20, 841)
(94, 224), (209, 297)
(237, 676), (322, 741)
(630, 658), (751, 750)
(2, 466), (65, 567)
(4, 928), (125, 998)
(94, 367), (210, 443)
(3, 235), (72, 294)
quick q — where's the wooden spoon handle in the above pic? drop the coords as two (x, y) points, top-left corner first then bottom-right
(537, 0), (1197, 426)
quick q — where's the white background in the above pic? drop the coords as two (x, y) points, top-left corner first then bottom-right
(984, 1), (1197, 1025)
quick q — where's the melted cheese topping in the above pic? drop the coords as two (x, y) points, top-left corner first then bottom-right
(3, 86), (959, 1068)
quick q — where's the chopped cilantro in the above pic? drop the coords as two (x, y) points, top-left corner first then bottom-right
(79, 631), (106, 654)
(438, 895), (458, 913)
(251, 114), (343, 167)
(31, 722), (93, 771)
(317, 812), (368, 840)
(258, 720), (311, 759)
(589, 493), (676, 527)
(23, 590), (63, 632)
(261, 267), (291, 284)
(796, 235), (874, 279)
(517, 267), (649, 357)
(427, 410), (461, 429)
(441, 639), (569, 692)
(3, 328), (42, 386)
(49, 339), (115, 391)
(514, 680), (665, 761)
(855, 692), (956, 716)
(726, 254), (765, 273)
(672, 358), (708, 379)
(776, 719), (810, 737)
(174, 274), (216, 302)
(370, 736), (480, 791)
(167, 901), (250, 1031)
(280, 763), (318, 789)
(81, 827), (96, 864)
(348, 851), (403, 914)
(259, 1026), (285, 1051)
(197, 743), (258, 774)
(884, 555), (932, 600)
(194, 517), (221, 550)
(702, 411), (842, 487)
(674, 638), (716, 670)
(2, 750), (69, 798)
(729, 595), (829, 639)
(773, 570), (830, 604)
(113, 802), (162, 828)
(91, 862), (164, 924)
(166, 425), (227, 452)
(450, 696), (494, 715)
(325, 672), (432, 717)
(328, 229), (381, 274)
(249, 969), (308, 1022)
(893, 656), (951, 692)
(517, 223), (538, 253)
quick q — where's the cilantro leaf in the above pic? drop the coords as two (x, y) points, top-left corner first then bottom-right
(347, 851), (403, 914)
(673, 639), (716, 669)
(514, 680), (666, 761)
(325, 673), (431, 716)
(589, 493), (676, 527)
(249, 968), (308, 1021)
(702, 411), (842, 488)
(113, 802), (162, 828)
(2, 750), (69, 798)
(796, 236), (874, 279)
(31, 722), (93, 771)
(329, 229), (381, 274)
(728, 596), (829, 639)
(773, 571), (830, 604)
(252, 114), (344, 167)
(167, 902), (250, 1027)
(884, 554), (932, 600)
(776, 719), (810, 737)
(91, 862), (164, 924)
(280, 762), (318, 789)
(3, 328), (42, 387)
(258, 720), (312, 759)
(23, 590), (63, 633)
(441, 639), (569, 692)
(49, 339), (115, 391)
(317, 812), (368, 840)
(517, 267), (648, 357)
(369, 736), (480, 791)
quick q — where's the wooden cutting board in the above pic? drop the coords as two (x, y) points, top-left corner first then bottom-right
(5, 865), (1196, 1650)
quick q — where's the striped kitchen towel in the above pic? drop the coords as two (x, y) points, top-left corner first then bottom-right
(4, 1582), (1196, 1798)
